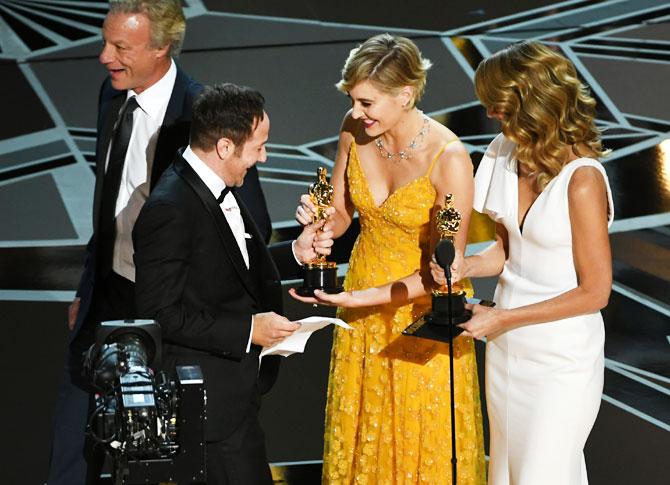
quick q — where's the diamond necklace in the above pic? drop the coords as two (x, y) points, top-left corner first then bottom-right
(375, 115), (430, 161)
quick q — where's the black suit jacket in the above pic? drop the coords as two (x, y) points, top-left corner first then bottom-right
(133, 153), (290, 441)
(73, 66), (272, 339)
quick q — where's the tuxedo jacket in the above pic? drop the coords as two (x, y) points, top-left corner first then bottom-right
(73, 66), (272, 339)
(133, 152), (294, 442)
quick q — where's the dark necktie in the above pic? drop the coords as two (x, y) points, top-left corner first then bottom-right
(98, 96), (140, 277)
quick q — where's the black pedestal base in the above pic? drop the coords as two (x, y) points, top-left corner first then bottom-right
(402, 292), (471, 343)
(296, 264), (343, 297)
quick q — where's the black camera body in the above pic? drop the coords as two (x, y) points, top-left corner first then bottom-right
(85, 320), (206, 484)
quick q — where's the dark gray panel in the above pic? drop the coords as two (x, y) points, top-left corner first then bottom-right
(180, 42), (352, 145)
(203, 0), (560, 31)
(261, 178), (310, 222)
(585, 401), (669, 485)
(31, 38), (102, 61)
(0, 174), (77, 240)
(611, 22), (670, 41)
(263, 154), (324, 172)
(181, 21), (474, 145)
(418, 37), (478, 109)
(29, 58), (106, 128)
(603, 291), (670, 378)
(183, 13), (382, 50)
(0, 63), (54, 140)
(489, 0), (665, 40)
(0, 140), (69, 170)
(580, 55), (670, 121)
(74, 137), (96, 154)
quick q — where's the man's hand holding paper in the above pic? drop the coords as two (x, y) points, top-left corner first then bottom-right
(260, 316), (352, 358)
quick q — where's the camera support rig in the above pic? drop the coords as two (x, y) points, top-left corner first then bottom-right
(112, 365), (206, 484)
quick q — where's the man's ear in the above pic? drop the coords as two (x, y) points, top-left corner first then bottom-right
(216, 137), (235, 160)
(155, 43), (171, 59)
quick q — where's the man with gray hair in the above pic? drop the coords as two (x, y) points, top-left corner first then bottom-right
(47, 2), (271, 483)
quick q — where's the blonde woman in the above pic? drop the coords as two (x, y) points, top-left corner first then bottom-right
(292, 34), (486, 483)
(433, 41), (613, 484)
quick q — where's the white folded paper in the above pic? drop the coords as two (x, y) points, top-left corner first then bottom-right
(260, 316), (352, 358)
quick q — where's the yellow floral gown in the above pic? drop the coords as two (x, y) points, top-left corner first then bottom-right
(322, 142), (486, 484)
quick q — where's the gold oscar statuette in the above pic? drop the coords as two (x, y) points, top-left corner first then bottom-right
(296, 167), (343, 296)
(429, 193), (471, 323)
(434, 193), (466, 296)
(401, 193), (471, 345)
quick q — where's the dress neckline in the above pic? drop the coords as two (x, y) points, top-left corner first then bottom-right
(514, 157), (591, 236)
(351, 140), (452, 210)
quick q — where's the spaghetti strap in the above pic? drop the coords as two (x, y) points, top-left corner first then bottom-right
(427, 138), (458, 176)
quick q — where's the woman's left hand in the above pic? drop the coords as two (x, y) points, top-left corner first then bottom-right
(459, 304), (508, 340)
(288, 288), (367, 308)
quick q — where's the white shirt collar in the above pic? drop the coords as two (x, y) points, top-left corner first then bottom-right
(128, 59), (177, 120)
(182, 145), (228, 200)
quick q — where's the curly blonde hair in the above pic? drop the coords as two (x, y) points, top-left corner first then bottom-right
(336, 33), (432, 107)
(474, 41), (608, 187)
(109, 0), (185, 57)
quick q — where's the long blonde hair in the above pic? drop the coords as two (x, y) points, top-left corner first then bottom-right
(474, 41), (607, 187)
(336, 34), (432, 107)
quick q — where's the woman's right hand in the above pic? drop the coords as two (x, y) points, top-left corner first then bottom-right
(430, 254), (469, 286)
(451, 252), (467, 282)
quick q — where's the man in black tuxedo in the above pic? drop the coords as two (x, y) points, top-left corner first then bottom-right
(133, 83), (323, 484)
(48, 2), (272, 484)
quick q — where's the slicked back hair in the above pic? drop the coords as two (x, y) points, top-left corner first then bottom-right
(190, 83), (265, 152)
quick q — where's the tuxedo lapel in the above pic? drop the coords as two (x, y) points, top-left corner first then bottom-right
(236, 196), (282, 393)
(161, 68), (187, 128)
(93, 92), (125, 233)
(237, 197), (279, 279)
(237, 196), (283, 317)
(174, 156), (260, 303)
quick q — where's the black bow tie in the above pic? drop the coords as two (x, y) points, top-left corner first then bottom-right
(217, 186), (235, 204)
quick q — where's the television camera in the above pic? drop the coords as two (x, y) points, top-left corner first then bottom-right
(84, 319), (206, 484)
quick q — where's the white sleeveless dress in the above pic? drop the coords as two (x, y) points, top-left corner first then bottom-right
(474, 134), (614, 485)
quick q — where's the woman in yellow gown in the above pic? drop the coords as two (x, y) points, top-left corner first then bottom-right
(291, 34), (486, 484)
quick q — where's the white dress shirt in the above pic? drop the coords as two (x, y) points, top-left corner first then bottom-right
(109, 59), (177, 282)
(182, 145), (254, 351)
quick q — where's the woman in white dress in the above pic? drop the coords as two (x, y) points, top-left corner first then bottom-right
(433, 41), (614, 484)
